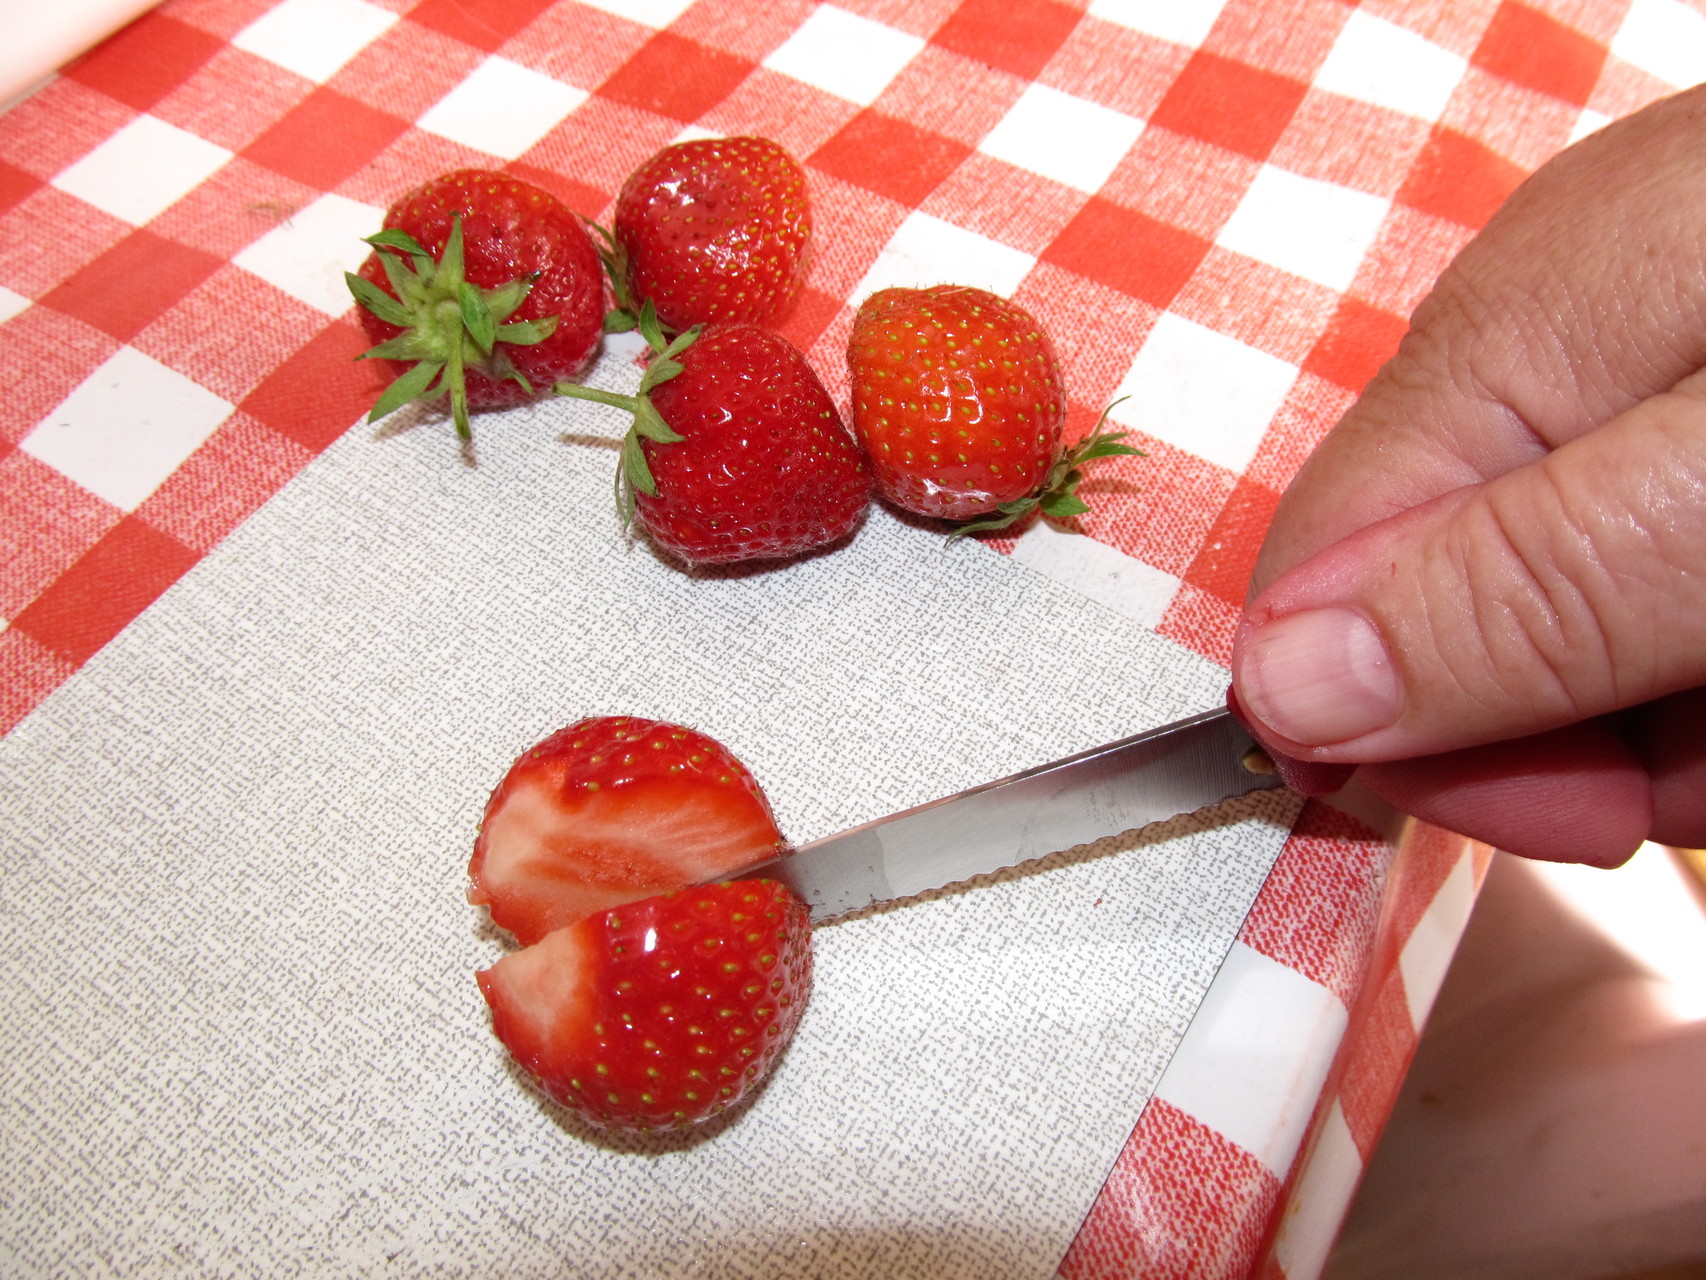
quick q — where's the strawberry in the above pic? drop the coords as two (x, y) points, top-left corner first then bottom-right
(847, 284), (1139, 532)
(599, 135), (811, 333)
(468, 716), (786, 946)
(347, 169), (604, 442)
(478, 878), (813, 1130)
(557, 307), (869, 565)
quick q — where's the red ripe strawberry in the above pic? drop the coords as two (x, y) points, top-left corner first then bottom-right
(601, 135), (811, 332)
(478, 878), (813, 1130)
(469, 716), (786, 946)
(557, 309), (869, 565)
(847, 284), (1139, 532)
(347, 169), (603, 441)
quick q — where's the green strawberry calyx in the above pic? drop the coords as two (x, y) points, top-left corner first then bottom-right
(586, 220), (643, 335)
(344, 216), (560, 441)
(554, 301), (700, 525)
(951, 398), (1145, 540)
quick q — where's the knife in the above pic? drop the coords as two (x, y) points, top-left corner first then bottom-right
(730, 706), (1288, 923)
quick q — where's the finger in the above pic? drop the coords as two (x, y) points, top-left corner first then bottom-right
(1627, 686), (1706, 848)
(1232, 376), (1706, 760)
(1358, 720), (1650, 868)
(1252, 84), (1706, 598)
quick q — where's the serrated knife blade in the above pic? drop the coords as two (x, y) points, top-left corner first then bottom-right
(730, 706), (1283, 923)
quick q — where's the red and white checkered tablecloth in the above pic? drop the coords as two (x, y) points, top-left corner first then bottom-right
(0, 0), (1695, 1274)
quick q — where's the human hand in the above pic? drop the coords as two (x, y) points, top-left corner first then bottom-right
(1230, 85), (1706, 867)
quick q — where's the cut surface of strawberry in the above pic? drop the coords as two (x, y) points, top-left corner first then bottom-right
(478, 878), (813, 1130)
(468, 717), (786, 946)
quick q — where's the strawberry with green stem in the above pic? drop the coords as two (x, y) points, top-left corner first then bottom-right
(557, 303), (869, 566)
(348, 169), (603, 442)
(847, 284), (1141, 535)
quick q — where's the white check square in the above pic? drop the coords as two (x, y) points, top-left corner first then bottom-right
(418, 57), (586, 160)
(979, 84), (1145, 194)
(1087, 0), (1228, 49)
(1112, 313), (1296, 474)
(231, 0), (398, 84)
(0, 285), (29, 326)
(232, 192), (386, 317)
(852, 212), (1037, 303)
(1613, 0), (1706, 89)
(1217, 165), (1391, 293)
(1154, 941), (1347, 1176)
(20, 348), (233, 513)
(1314, 11), (1467, 122)
(52, 115), (232, 227)
(762, 5), (924, 106)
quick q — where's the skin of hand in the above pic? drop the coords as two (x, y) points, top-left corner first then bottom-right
(1230, 84), (1706, 868)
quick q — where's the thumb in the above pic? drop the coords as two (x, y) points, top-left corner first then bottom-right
(1230, 374), (1706, 762)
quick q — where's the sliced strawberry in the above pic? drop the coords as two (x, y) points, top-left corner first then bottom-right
(468, 717), (785, 946)
(478, 879), (814, 1130)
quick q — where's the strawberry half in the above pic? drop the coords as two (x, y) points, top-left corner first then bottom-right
(600, 135), (811, 333)
(468, 716), (786, 946)
(478, 878), (813, 1130)
(347, 169), (603, 442)
(847, 284), (1140, 533)
(557, 306), (869, 565)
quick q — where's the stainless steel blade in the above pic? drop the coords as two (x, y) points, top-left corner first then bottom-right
(736, 707), (1282, 922)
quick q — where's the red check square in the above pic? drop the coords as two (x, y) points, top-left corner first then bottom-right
(1181, 476), (1283, 608)
(239, 318), (388, 455)
(1149, 51), (1309, 163)
(930, 0), (1083, 81)
(153, 48), (317, 154)
(1041, 197), (1211, 311)
(0, 307), (120, 447)
(0, 159), (41, 218)
(406, 0), (559, 53)
(242, 88), (410, 191)
(11, 516), (200, 667)
(808, 110), (972, 207)
(1396, 125), (1526, 230)
(598, 31), (754, 123)
(1304, 295), (1409, 394)
(43, 230), (224, 344)
(1335, 967), (1419, 1159)
(62, 10), (225, 113)
(0, 451), (122, 620)
(1472, 1), (1606, 106)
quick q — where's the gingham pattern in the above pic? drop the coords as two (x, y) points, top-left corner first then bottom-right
(0, 0), (1697, 1274)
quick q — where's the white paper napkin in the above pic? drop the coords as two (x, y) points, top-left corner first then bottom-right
(0, 339), (1298, 1278)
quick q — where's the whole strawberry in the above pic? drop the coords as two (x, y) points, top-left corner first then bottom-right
(347, 169), (603, 441)
(478, 878), (813, 1131)
(601, 135), (811, 332)
(848, 285), (1138, 531)
(557, 307), (869, 565)
(468, 716), (786, 945)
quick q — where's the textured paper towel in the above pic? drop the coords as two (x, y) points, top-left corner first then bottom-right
(0, 339), (1297, 1279)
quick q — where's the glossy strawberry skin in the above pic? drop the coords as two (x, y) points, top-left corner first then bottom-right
(468, 717), (785, 946)
(478, 879), (813, 1131)
(636, 324), (869, 565)
(357, 169), (603, 409)
(613, 136), (811, 331)
(847, 285), (1068, 521)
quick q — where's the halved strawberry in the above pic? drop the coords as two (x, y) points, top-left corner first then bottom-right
(478, 878), (813, 1130)
(468, 716), (785, 946)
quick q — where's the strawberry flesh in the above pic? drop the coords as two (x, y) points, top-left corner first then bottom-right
(478, 879), (813, 1130)
(468, 717), (786, 946)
